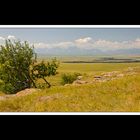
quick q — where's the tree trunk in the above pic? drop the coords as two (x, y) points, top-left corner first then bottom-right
(43, 77), (51, 88)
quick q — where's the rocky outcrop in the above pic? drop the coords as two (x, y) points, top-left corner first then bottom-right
(16, 88), (40, 96)
(77, 76), (83, 80)
(0, 88), (40, 100)
(72, 80), (88, 85)
(64, 68), (136, 86)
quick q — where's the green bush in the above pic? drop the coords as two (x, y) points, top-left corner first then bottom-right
(61, 73), (81, 85)
(0, 40), (36, 94)
(0, 40), (59, 94)
(0, 80), (4, 91)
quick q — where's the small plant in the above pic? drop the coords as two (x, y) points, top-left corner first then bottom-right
(61, 73), (81, 85)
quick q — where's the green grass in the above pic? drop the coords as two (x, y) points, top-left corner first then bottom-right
(59, 63), (140, 73)
(0, 62), (140, 112)
(44, 63), (140, 86)
(0, 74), (140, 112)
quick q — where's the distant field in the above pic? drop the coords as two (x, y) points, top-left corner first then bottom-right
(59, 63), (140, 73)
(38, 55), (140, 63)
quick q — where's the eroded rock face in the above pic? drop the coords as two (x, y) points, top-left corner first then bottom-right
(72, 80), (88, 85)
(16, 88), (40, 96)
(0, 88), (40, 100)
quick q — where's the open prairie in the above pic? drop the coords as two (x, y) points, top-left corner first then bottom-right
(0, 61), (140, 112)
(1, 27), (140, 112)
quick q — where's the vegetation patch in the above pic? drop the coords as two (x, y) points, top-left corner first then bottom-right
(0, 40), (59, 94)
(61, 73), (81, 85)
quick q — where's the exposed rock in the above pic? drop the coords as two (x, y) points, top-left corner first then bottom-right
(102, 71), (119, 77)
(72, 80), (88, 85)
(94, 76), (102, 80)
(16, 88), (40, 97)
(77, 76), (83, 80)
(64, 84), (71, 86)
(94, 76), (104, 82)
(117, 74), (124, 77)
(94, 76), (102, 79)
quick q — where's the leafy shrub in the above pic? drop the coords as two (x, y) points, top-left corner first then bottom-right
(0, 40), (59, 94)
(61, 73), (81, 85)
(0, 40), (35, 94)
(31, 58), (59, 88)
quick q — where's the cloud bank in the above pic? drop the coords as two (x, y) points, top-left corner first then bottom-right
(1, 35), (140, 51)
(0, 35), (17, 45)
(33, 37), (140, 51)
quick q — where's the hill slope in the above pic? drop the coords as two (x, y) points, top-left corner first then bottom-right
(0, 66), (140, 112)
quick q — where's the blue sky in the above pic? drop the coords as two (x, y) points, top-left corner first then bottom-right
(1, 28), (140, 54)
(0, 28), (140, 43)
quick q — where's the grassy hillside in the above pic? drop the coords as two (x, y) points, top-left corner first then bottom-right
(0, 62), (140, 112)
(45, 63), (140, 86)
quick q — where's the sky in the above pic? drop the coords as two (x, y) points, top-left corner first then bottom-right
(0, 28), (140, 54)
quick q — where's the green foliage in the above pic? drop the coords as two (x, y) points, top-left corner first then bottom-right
(31, 58), (59, 88)
(0, 40), (36, 94)
(61, 73), (81, 85)
(0, 40), (59, 94)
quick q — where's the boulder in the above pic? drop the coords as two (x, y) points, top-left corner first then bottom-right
(64, 84), (70, 86)
(117, 74), (124, 77)
(77, 76), (83, 80)
(16, 88), (39, 96)
(72, 80), (88, 85)
(94, 76), (103, 81)
(94, 76), (102, 79)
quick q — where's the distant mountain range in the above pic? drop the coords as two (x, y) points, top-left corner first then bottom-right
(35, 46), (140, 56)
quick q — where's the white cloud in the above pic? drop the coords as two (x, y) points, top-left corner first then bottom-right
(1, 35), (140, 51)
(52, 42), (74, 49)
(135, 38), (140, 42)
(7, 35), (16, 40)
(34, 41), (74, 49)
(75, 37), (92, 44)
(0, 35), (18, 45)
(33, 37), (140, 51)
(0, 36), (5, 41)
